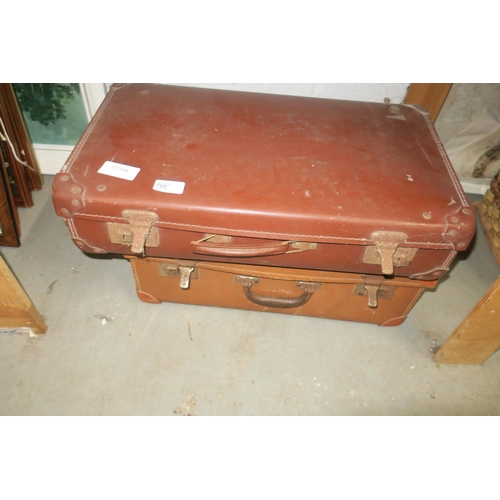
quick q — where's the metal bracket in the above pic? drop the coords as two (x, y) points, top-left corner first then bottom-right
(107, 221), (160, 250)
(234, 275), (260, 287)
(203, 234), (232, 244)
(366, 231), (409, 275)
(290, 242), (318, 251)
(354, 275), (395, 308)
(363, 246), (417, 271)
(159, 261), (199, 289)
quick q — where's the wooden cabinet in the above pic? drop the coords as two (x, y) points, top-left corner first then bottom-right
(0, 83), (43, 247)
(0, 149), (21, 247)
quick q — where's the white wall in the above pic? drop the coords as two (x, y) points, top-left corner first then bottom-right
(435, 84), (500, 194)
(169, 83), (410, 104)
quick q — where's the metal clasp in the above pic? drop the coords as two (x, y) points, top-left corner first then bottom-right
(365, 231), (410, 275)
(159, 261), (198, 289)
(122, 210), (160, 254)
(354, 275), (396, 308)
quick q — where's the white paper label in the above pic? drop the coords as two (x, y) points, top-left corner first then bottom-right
(153, 179), (185, 195)
(98, 161), (141, 181)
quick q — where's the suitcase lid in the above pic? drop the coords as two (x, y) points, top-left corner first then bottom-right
(53, 83), (475, 252)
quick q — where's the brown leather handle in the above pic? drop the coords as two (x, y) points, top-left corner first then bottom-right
(191, 240), (289, 257)
(235, 276), (321, 309)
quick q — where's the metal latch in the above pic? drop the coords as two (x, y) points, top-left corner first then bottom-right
(159, 261), (199, 289)
(107, 210), (159, 254)
(354, 275), (396, 308)
(364, 231), (411, 275)
(289, 242), (317, 251)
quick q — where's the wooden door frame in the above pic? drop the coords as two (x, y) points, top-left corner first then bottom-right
(404, 83), (453, 123)
(31, 83), (108, 175)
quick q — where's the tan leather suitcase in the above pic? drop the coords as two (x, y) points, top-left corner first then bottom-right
(52, 84), (475, 281)
(127, 256), (437, 326)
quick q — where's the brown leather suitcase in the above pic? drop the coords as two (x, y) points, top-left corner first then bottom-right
(127, 256), (437, 326)
(52, 84), (475, 280)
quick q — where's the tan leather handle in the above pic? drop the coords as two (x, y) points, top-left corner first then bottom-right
(235, 276), (321, 309)
(191, 240), (289, 257)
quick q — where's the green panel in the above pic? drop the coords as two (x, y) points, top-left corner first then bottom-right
(12, 83), (89, 146)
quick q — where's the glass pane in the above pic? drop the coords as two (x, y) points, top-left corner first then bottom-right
(12, 83), (89, 146)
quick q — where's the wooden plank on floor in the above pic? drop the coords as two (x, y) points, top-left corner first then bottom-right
(434, 277), (500, 364)
(0, 254), (47, 334)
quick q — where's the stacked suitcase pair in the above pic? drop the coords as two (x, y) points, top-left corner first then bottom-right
(52, 84), (475, 326)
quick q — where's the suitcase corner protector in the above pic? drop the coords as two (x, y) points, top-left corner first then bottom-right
(379, 316), (407, 327)
(136, 290), (161, 304)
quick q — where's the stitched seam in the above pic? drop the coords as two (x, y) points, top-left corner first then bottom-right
(415, 251), (457, 277)
(199, 262), (359, 283)
(66, 218), (78, 239)
(73, 214), (371, 241)
(403, 288), (425, 316)
(130, 259), (142, 293)
(158, 223), (359, 242)
(74, 214), (123, 221)
(71, 214), (453, 247)
(443, 250), (457, 268)
(147, 258), (425, 286)
(420, 111), (468, 206)
(67, 217), (105, 252)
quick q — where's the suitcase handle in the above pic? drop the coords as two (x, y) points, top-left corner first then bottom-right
(191, 239), (289, 257)
(235, 276), (321, 309)
(191, 236), (316, 258)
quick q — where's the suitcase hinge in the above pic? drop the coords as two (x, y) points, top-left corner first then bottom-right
(116, 210), (160, 254)
(354, 275), (396, 308)
(365, 231), (410, 275)
(159, 261), (199, 289)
